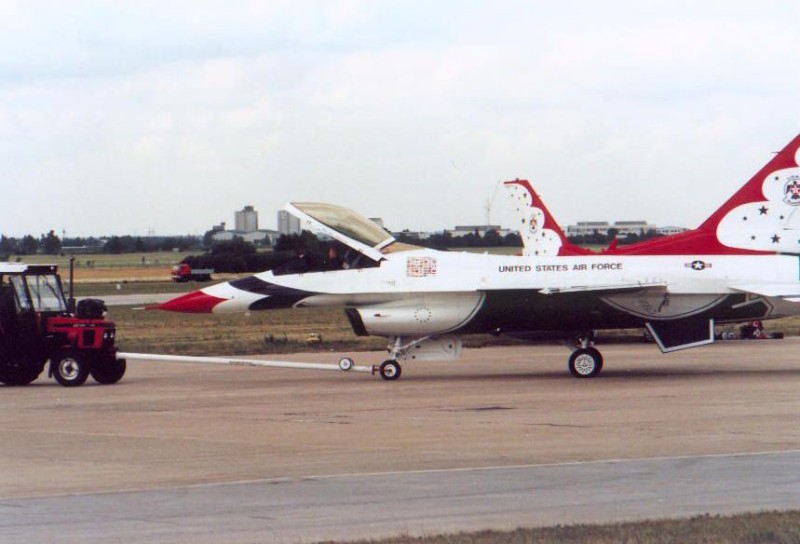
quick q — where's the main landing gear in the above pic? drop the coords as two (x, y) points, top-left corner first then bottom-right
(370, 336), (436, 381)
(566, 336), (604, 378)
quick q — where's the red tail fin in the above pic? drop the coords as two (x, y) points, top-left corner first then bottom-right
(611, 134), (800, 256)
(503, 179), (594, 257)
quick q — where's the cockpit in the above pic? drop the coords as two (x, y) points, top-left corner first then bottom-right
(286, 202), (395, 261)
(272, 202), (421, 275)
(290, 203), (394, 248)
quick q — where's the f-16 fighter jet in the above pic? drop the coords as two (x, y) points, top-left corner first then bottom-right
(159, 134), (800, 380)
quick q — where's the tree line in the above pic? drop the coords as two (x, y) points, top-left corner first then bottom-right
(184, 230), (525, 273)
(1, 231), (63, 256)
(183, 232), (327, 273)
(0, 231), (202, 258)
(566, 228), (664, 246)
(395, 229), (523, 249)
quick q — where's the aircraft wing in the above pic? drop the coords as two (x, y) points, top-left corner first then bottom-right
(538, 281), (667, 295)
(729, 283), (800, 302)
(541, 281), (713, 354)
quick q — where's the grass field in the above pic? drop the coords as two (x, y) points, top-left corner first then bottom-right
(110, 304), (527, 356)
(7, 251), (195, 283)
(72, 281), (198, 297)
(5, 252), (253, 285)
(111, 305), (387, 355)
(7, 251), (195, 268)
(326, 510), (800, 544)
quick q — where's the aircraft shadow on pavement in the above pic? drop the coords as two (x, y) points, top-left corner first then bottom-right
(396, 365), (800, 384)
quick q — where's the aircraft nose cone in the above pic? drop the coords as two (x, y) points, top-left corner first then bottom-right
(154, 290), (227, 313)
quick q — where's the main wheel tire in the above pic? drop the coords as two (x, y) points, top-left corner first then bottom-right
(90, 357), (126, 385)
(585, 346), (603, 372)
(53, 350), (90, 387)
(378, 360), (402, 381)
(568, 348), (602, 378)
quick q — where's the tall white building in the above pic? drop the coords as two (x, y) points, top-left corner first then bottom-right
(235, 205), (258, 233)
(277, 210), (301, 236)
(210, 206), (276, 246)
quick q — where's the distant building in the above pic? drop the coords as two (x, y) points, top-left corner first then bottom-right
(211, 206), (275, 246)
(565, 221), (657, 237)
(448, 225), (511, 238)
(565, 221), (611, 237)
(235, 205), (258, 233)
(613, 221), (655, 236)
(393, 229), (431, 240)
(656, 226), (689, 236)
(277, 210), (301, 236)
(211, 230), (275, 245)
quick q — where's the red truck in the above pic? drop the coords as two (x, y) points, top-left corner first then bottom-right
(171, 264), (213, 282)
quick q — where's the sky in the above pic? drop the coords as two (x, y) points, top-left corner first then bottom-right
(1, 0), (799, 237)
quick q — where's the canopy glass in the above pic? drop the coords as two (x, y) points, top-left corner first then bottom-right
(289, 202), (394, 250)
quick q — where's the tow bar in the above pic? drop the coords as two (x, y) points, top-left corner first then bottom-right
(116, 352), (375, 375)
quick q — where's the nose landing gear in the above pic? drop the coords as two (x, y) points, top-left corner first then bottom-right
(377, 360), (402, 380)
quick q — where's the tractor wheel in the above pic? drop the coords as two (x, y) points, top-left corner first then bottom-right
(0, 353), (45, 386)
(0, 362), (44, 386)
(90, 356), (126, 385)
(53, 350), (90, 387)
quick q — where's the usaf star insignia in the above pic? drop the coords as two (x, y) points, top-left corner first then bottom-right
(685, 260), (711, 271)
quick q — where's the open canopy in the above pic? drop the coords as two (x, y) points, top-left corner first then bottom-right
(285, 202), (395, 261)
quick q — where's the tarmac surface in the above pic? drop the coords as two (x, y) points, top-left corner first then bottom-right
(2, 339), (800, 542)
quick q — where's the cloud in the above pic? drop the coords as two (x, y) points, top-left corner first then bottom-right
(1, 1), (800, 237)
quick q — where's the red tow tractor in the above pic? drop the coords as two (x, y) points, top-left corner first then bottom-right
(0, 263), (125, 386)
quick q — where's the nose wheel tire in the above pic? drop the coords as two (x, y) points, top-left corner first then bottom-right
(568, 347), (603, 378)
(53, 350), (90, 387)
(378, 360), (401, 381)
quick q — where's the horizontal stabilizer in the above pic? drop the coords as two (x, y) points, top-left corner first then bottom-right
(645, 318), (715, 353)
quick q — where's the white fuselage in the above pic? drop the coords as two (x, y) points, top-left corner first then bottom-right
(199, 249), (800, 337)
(254, 250), (798, 299)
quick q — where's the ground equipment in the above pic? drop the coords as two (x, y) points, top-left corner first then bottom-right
(171, 263), (213, 282)
(0, 263), (125, 386)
